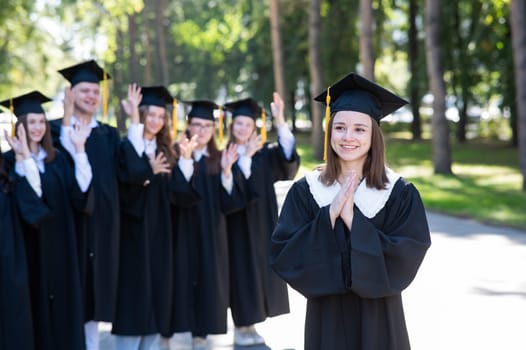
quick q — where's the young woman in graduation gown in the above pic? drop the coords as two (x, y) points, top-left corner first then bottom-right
(111, 84), (178, 350)
(3, 91), (92, 350)
(169, 100), (241, 349)
(223, 93), (299, 345)
(0, 145), (34, 350)
(270, 73), (431, 350)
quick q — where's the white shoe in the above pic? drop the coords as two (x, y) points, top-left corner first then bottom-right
(192, 336), (208, 350)
(234, 325), (265, 346)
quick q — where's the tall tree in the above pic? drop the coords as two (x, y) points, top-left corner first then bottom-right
(359, 0), (374, 79)
(408, 0), (422, 140)
(269, 0), (288, 114)
(425, 0), (452, 174)
(309, 0), (324, 160)
(510, 0), (526, 190)
(154, 0), (169, 86)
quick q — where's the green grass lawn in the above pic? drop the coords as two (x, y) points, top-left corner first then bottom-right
(293, 131), (526, 230)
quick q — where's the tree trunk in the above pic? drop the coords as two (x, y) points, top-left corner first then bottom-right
(510, 0), (526, 190)
(114, 28), (127, 133)
(128, 13), (138, 84)
(154, 0), (169, 86)
(425, 0), (452, 174)
(359, 0), (374, 79)
(269, 0), (288, 117)
(409, 0), (422, 140)
(309, 0), (324, 160)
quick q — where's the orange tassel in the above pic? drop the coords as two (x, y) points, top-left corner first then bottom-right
(9, 98), (15, 137)
(323, 87), (331, 161)
(260, 109), (267, 144)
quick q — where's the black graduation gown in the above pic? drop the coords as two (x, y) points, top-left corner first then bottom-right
(50, 119), (120, 322)
(6, 151), (87, 350)
(270, 175), (431, 350)
(112, 140), (174, 337)
(0, 183), (34, 350)
(170, 155), (242, 336)
(226, 141), (299, 326)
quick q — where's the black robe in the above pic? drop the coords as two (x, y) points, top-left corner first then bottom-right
(50, 119), (120, 322)
(227, 141), (299, 326)
(6, 150), (87, 350)
(112, 140), (174, 337)
(270, 173), (431, 350)
(0, 182), (34, 350)
(170, 155), (242, 336)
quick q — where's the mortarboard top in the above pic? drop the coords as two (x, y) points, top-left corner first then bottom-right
(139, 86), (174, 107)
(223, 98), (262, 120)
(0, 90), (52, 117)
(314, 72), (408, 123)
(58, 59), (111, 86)
(185, 100), (219, 121)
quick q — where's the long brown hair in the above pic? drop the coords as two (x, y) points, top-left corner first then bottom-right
(15, 114), (55, 163)
(320, 113), (388, 189)
(139, 105), (176, 167)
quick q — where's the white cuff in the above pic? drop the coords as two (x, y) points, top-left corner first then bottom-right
(22, 158), (42, 197)
(237, 155), (252, 179)
(60, 125), (77, 157)
(127, 123), (145, 156)
(178, 157), (194, 182)
(73, 152), (93, 192)
(278, 125), (295, 160)
(221, 172), (233, 194)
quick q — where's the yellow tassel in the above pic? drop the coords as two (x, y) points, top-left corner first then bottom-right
(260, 108), (267, 144)
(9, 99), (15, 137)
(102, 71), (108, 122)
(172, 98), (178, 139)
(323, 87), (331, 161)
(218, 106), (224, 145)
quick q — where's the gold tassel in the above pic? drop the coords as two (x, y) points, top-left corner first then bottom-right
(172, 98), (178, 139)
(102, 71), (108, 122)
(323, 87), (331, 161)
(260, 108), (267, 144)
(9, 98), (15, 137)
(218, 106), (224, 145)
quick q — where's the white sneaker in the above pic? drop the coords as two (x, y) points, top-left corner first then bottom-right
(192, 336), (208, 350)
(234, 325), (265, 346)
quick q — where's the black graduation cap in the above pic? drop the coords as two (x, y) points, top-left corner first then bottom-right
(313, 72), (408, 123)
(139, 86), (174, 107)
(223, 98), (262, 120)
(58, 59), (111, 86)
(0, 90), (51, 116)
(185, 100), (219, 121)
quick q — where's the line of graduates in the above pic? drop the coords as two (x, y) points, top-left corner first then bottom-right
(0, 59), (300, 350)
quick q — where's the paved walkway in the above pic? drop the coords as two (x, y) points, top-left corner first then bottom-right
(99, 181), (526, 350)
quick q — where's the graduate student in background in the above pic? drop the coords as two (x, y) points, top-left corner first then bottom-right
(223, 93), (299, 346)
(111, 84), (177, 350)
(2, 91), (92, 350)
(169, 100), (240, 350)
(270, 72), (431, 350)
(0, 143), (34, 350)
(49, 60), (121, 350)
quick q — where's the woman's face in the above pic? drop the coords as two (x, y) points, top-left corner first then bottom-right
(25, 113), (47, 145)
(188, 117), (215, 148)
(232, 115), (256, 144)
(330, 110), (372, 168)
(143, 105), (166, 139)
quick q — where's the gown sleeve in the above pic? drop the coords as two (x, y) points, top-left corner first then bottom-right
(270, 178), (431, 300)
(269, 179), (350, 299)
